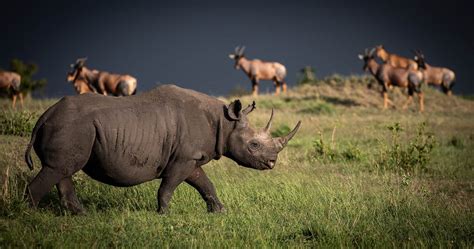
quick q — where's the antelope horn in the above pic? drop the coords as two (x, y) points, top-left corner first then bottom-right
(417, 49), (424, 58)
(235, 46), (240, 54)
(276, 121), (302, 151)
(239, 46), (246, 55)
(75, 57), (88, 67)
(76, 57), (87, 63)
(364, 48), (369, 56)
(264, 108), (274, 133)
(369, 48), (376, 56)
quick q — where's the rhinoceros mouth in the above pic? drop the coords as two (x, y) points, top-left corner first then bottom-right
(263, 159), (276, 169)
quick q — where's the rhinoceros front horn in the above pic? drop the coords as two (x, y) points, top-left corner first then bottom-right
(276, 121), (302, 151)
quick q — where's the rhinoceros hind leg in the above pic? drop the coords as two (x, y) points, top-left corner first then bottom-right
(185, 167), (225, 213)
(26, 167), (65, 208)
(56, 177), (85, 215)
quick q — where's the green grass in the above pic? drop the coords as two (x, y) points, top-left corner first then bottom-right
(1, 81), (473, 248)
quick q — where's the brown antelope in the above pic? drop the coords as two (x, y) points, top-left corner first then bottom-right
(229, 46), (287, 96)
(375, 45), (418, 70)
(413, 50), (455, 96)
(359, 48), (425, 112)
(67, 58), (137, 96)
(0, 70), (23, 108)
(70, 78), (99, 95)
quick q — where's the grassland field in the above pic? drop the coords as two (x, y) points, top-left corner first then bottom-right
(0, 77), (473, 248)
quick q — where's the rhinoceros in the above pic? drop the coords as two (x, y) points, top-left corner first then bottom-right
(24, 84), (301, 214)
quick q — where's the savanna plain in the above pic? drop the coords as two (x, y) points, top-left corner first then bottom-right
(1, 77), (473, 248)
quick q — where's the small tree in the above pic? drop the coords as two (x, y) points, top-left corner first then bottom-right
(296, 66), (317, 85)
(9, 59), (47, 97)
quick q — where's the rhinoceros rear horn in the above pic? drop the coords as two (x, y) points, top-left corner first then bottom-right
(275, 121), (301, 151)
(264, 108), (274, 133)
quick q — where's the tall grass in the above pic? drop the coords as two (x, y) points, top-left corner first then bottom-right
(0, 110), (38, 137)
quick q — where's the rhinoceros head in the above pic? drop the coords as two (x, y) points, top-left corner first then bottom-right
(225, 100), (301, 170)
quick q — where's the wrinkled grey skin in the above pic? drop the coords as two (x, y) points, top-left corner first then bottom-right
(24, 84), (301, 214)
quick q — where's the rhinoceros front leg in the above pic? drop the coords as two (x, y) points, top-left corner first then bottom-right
(185, 167), (225, 213)
(157, 160), (197, 214)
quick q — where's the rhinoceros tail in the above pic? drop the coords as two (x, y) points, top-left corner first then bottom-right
(24, 100), (59, 170)
(25, 119), (43, 170)
(25, 142), (34, 170)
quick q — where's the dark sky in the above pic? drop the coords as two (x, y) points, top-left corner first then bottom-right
(1, 0), (473, 97)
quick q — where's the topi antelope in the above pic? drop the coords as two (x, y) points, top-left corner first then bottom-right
(0, 70), (23, 108)
(67, 58), (137, 96)
(229, 46), (287, 96)
(413, 50), (455, 96)
(375, 45), (418, 70)
(70, 77), (99, 95)
(359, 48), (425, 112)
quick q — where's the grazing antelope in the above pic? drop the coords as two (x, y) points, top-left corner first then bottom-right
(67, 58), (137, 96)
(359, 48), (425, 112)
(229, 46), (287, 96)
(375, 45), (418, 70)
(413, 50), (455, 96)
(0, 70), (23, 108)
(70, 78), (99, 95)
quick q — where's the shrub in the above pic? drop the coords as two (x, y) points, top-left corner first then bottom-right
(376, 122), (437, 173)
(341, 143), (363, 161)
(311, 132), (363, 162)
(313, 132), (337, 160)
(296, 66), (317, 85)
(0, 110), (37, 137)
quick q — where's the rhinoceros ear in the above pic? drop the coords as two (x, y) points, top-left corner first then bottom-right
(226, 100), (243, 121)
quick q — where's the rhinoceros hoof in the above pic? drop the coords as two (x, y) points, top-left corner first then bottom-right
(207, 203), (226, 213)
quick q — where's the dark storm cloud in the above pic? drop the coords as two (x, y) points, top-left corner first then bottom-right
(1, 0), (473, 97)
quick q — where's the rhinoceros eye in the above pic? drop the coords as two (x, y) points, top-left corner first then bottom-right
(248, 140), (261, 151)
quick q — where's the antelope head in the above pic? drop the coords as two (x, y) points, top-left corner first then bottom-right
(228, 46), (246, 69)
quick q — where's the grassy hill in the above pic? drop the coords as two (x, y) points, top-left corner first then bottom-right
(1, 78), (473, 247)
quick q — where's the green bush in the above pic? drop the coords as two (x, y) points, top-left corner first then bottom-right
(296, 66), (317, 85)
(377, 122), (437, 173)
(313, 133), (337, 160)
(0, 110), (38, 137)
(311, 132), (363, 162)
(341, 143), (363, 161)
